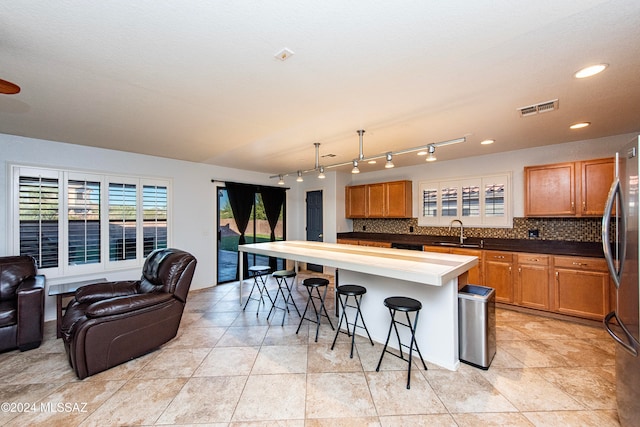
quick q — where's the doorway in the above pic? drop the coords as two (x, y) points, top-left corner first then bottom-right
(217, 187), (285, 284)
(306, 190), (323, 273)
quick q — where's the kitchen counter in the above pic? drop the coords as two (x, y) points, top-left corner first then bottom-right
(239, 241), (478, 370)
(338, 232), (605, 257)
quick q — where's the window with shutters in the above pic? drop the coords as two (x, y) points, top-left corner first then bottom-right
(418, 172), (512, 227)
(11, 165), (171, 277)
(18, 172), (60, 269)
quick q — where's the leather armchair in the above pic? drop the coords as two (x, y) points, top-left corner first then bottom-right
(0, 256), (45, 353)
(61, 248), (197, 379)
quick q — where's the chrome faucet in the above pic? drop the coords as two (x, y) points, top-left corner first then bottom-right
(449, 219), (465, 244)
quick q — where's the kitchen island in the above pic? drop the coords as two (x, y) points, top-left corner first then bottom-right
(238, 240), (477, 371)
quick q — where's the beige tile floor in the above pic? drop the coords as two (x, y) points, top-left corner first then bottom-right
(0, 271), (621, 426)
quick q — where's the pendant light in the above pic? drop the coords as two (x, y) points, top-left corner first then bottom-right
(318, 166), (326, 179)
(385, 152), (394, 168)
(296, 171), (304, 182)
(351, 160), (360, 174)
(278, 175), (285, 185)
(426, 145), (437, 162)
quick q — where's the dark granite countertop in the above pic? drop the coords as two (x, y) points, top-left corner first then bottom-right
(337, 232), (605, 258)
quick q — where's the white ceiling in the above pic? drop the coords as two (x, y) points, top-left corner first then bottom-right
(1, 1), (640, 179)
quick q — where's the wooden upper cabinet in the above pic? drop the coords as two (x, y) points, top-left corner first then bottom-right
(345, 180), (412, 218)
(366, 183), (386, 218)
(525, 162), (575, 216)
(581, 158), (615, 216)
(385, 180), (412, 218)
(345, 185), (367, 218)
(524, 158), (613, 217)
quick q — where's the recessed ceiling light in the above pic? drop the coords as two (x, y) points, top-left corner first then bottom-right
(574, 64), (608, 79)
(480, 139), (495, 145)
(570, 122), (591, 129)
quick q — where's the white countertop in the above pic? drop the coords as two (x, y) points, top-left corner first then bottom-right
(239, 240), (477, 286)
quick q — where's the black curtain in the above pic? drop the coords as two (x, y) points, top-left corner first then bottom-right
(261, 186), (286, 270)
(261, 187), (286, 241)
(225, 182), (256, 279)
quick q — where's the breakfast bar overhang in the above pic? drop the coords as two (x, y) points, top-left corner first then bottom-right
(238, 240), (478, 371)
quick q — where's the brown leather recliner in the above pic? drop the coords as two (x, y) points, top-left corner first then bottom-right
(61, 248), (197, 379)
(0, 256), (45, 353)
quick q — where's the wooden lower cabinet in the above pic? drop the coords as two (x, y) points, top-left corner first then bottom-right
(516, 254), (550, 310)
(358, 240), (392, 248)
(483, 251), (515, 304)
(337, 239), (391, 248)
(342, 239), (611, 321)
(553, 256), (611, 320)
(451, 248), (482, 285)
(336, 238), (359, 245)
(423, 245), (482, 288)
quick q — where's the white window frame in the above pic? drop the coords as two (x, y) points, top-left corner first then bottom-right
(10, 164), (172, 278)
(418, 172), (512, 228)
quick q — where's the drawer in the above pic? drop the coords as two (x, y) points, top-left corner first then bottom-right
(553, 256), (608, 272)
(517, 253), (549, 266)
(484, 251), (514, 262)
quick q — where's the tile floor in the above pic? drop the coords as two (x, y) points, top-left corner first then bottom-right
(0, 271), (621, 426)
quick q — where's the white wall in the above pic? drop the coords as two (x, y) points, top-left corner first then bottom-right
(346, 133), (633, 218)
(0, 133), (274, 321)
(2, 131), (634, 321)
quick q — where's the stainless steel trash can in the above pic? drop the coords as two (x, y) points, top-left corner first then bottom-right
(458, 285), (496, 369)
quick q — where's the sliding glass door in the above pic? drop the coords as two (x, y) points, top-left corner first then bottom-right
(217, 187), (285, 284)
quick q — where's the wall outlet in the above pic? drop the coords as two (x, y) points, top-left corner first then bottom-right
(528, 229), (539, 238)
(409, 226), (414, 233)
(362, 225), (366, 231)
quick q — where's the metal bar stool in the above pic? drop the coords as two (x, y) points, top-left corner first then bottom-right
(331, 284), (374, 358)
(268, 270), (300, 326)
(242, 265), (273, 315)
(296, 277), (335, 342)
(375, 296), (428, 389)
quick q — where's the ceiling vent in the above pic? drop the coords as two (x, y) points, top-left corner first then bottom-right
(517, 99), (559, 117)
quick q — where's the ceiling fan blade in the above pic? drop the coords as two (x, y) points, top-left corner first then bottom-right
(0, 78), (21, 94)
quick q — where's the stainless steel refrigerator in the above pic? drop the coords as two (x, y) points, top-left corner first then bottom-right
(603, 135), (640, 427)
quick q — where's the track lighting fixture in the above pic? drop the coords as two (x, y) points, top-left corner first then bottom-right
(426, 145), (437, 162)
(385, 152), (394, 168)
(269, 132), (464, 183)
(351, 160), (360, 174)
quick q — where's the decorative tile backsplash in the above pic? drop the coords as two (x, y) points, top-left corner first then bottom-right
(352, 217), (606, 242)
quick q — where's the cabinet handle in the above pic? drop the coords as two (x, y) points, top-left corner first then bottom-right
(572, 262), (586, 266)
(582, 201), (586, 212)
(494, 255), (504, 259)
(518, 267), (522, 273)
(527, 258), (539, 262)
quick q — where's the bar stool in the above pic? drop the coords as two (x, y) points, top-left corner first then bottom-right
(375, 296), (428, 389)
(296, 277), (335, 341)
(242, 265), (273, 315)
(331, 284), (374, 358)
(268, 270), (300, 326)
